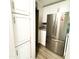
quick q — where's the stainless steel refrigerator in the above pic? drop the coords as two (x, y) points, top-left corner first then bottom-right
(46, 12), (70, 56)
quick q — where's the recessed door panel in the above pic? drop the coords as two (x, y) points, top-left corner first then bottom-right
(12, 0), (30, 15)
(16, 42), (30, 59)
(13, 14), (30, 46)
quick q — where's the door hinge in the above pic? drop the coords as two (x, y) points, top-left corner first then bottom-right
(16, 50), (18, 56)
(13, 17), (15, 24)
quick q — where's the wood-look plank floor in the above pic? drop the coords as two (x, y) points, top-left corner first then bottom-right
(36, 44), (64, 59)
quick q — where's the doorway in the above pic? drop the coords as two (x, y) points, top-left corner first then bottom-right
(35, 0), (70, 59)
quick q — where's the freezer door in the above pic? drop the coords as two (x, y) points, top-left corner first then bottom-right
(46, 38), (65, 56)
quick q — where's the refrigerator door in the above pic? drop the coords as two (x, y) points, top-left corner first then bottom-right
(46, 14), (57, 39)
(58, 12), (69, 41)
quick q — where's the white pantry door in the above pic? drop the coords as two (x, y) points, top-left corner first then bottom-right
(11, 0), (35, 59)
(13, 14), (30, 46)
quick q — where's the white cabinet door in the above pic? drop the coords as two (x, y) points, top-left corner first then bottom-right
(40, 30), (46, 46)
(12, 0), (30, 15)
(16, 42), (30, 59)
(13, 14), (30, 46)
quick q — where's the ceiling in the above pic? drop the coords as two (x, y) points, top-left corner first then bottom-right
(36, 0), (65, 9)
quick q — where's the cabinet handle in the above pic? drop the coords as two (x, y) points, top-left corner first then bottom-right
(12, 0), (15, 9)
(16, 50), (18, 56)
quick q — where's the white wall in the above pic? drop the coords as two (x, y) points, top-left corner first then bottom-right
(0, 0), (16, 59)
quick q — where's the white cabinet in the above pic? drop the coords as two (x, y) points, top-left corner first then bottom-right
(16, 42), (30, 59)
(41, 30), (46, 46)
(12, 0), (30, 15)
(13, 14), (30, 46)
(39, 30), (46, 46)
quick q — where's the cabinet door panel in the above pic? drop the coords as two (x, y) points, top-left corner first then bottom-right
(40, 30), (46, 46)
(13, 14), (30, 46)
(13, 0), (30, 15)
(16, 42), (30, 59)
